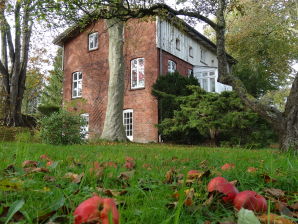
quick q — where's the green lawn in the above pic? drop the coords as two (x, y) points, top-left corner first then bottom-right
(0, 142), (297, 223)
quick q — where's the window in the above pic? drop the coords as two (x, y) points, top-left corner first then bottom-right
(195, 71), (216, 92)
(200, 48), (206, 63)
(189, 46), (193, 57)
(80, 113), (89, 139)
(72, 72), (82, 98)
(123, 109), (133, 141)
(88, 32), (98, 51)
(188, 69), (193, 77)
(131, 58), (145, 89)
(176, 38), (181, 51)
(168, 60), (176, 73)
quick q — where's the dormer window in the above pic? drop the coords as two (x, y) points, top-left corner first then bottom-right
(88, 32), (98, 51)
(176, 38), (181, 51)
(189, 46), (193, 58)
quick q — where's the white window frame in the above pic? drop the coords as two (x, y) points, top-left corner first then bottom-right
(88, 32), (99, 51)
(200, 48), (206, 63)
(131, 58), (145, 89)
(189, 46), (193, 57)
(123, 109), (133, 141)
(195, 70), (216, 92)
(80, 113), (89, 139)
(168, 60), (177, 73)
(176, 38), (181, 51)
(72, 72), (82, 98)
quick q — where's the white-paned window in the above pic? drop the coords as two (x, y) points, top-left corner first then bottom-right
(188, 69), (193, 77)
(131, 58), (145, 89)
(200, 48), (206, 63)
(123, 109), (133, 141)
(195, 71), (216, 92)
(176, 38), (181, 51)
(88, 32), (98, 51)
(80, 113), (89, 139)
(189, 46), (193, 57)
(168, 60), (176, 73)
(72, 72), (82, 98)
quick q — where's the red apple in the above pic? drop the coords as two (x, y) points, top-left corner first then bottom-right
(221, 163), (235, 171)
(207, 177), (239, 203)
(233, 190), (267, 213)
(207, 177), (229, 192)
(74, 196), (119, 224)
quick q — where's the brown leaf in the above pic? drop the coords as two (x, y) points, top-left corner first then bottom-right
(199, 160), (208, 169)
(221, 163), (235, 171)
(24, 167), (49, 173)
(22, 160), (38, 168)
(118, 170), (135, 180)
(261, 174), (277, 183)
(258, 213), (295, 224)
(89, 162), (104, 177)
(184, 197), (193, 206)
(290, 202), (298, 211)
(275, 201), (295, 218)
(64, 172), (84, 183)
(229, 180), (238, 186)
(43, 175), (56, 182)
(102, 161), (118, 168)
(164, 168), (177, 184)
(166, 201), (178, 209)
(142, 163), (152, 170)
(247, 167), (258, 173)
(203, 194), (215, 206)
(264, 188), (285, 198)
(3, 164), (16, 174)
(0, 206), (25, 222)
(171, 156), (178, 161)
(97, 188), (128, 197)
(172, 191), (180, 200)
(40, 154), (51, 161)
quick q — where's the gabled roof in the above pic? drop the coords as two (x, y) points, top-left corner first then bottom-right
(53, 11), (236, 64)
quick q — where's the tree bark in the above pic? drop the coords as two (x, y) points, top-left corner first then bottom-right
(100, 18), (127, 141)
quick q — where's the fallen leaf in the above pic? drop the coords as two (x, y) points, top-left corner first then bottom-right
(64, 172), (84, 183)
(118, 170), (135, 180)
(24, 167), (49, 173)
(22, 160), (38, 168)
(261, 174), (277, 183)
(142, 163), (151, 170)
(221, 163), (235, 171)
(40, 154), (51, 161)
(290, 202), (298, 210)
(164, 168), (177, 184)
(3, 164), (16, 175)
(229, 180), (239, 186)
(247, 167), (258, 173)
(238, 208), (261, 224)
(258, 213), (295, 224)
(264, 188), (285, 198)
(43, 175), (56, 182)
(275, 201), (295, 218)
(166, 201), (178, 209)
(0, 179), (22, 191)
(102, 161), (118, 168)
(89, 161), (104, 177)
(97, 188), (128, 197)
(199, 160), (208, 169)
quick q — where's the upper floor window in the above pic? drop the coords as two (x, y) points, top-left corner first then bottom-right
(72, 72), (82, 98)
(195, 71), (216, 92)
(200, 48), (206, 63)
(88, 32), (98, 51)
(131, 58), (145, 89)
(168, 60), (176, 73)
(176, 38), (181, 51)
(189, 46), (193, 57)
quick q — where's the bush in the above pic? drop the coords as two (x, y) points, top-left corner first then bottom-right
(15, 130), (33, 143)
(40, 110), (86, 145)
(38, 105), (60, 116)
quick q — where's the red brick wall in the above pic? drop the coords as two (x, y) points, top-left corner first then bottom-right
(63, 19), (159, 142)
(159, 50), (193, 76)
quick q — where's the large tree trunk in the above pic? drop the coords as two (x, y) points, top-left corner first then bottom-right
(101, 18), (127, 141)
(280, 73), (298, 151)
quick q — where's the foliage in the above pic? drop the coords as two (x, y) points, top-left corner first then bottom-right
(152, 72), (199, 121)
(158, 87), (276, 147)
(40, 48), (63, 108)
(40, 110), (86, 145)
(225, 0), (298, 97)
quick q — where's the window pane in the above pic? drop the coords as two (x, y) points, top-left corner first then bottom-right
(209, 72), (215, 76)
(210, 78), (215, 92)
(73, 73), (77, 80)
(79, 73), (82, 80)
(138, 71), (145, 87)
(132, 70), (137, 87)
(203, 72), (208, 77)
(138, 58), (144, 68)
(202, 79), (208, 91)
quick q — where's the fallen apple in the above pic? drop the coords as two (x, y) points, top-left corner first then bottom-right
(233, 190), (267, 213)
(221, 163), (235, 171)
(207, 177), (239, 203)
(74, 195), (119, 224)
(187, 170), (200, 179)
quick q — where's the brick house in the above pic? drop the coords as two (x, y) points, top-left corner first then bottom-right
(53, 16), (233, 143)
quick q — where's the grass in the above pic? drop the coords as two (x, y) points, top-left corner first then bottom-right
(0, 142), (297, 223)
